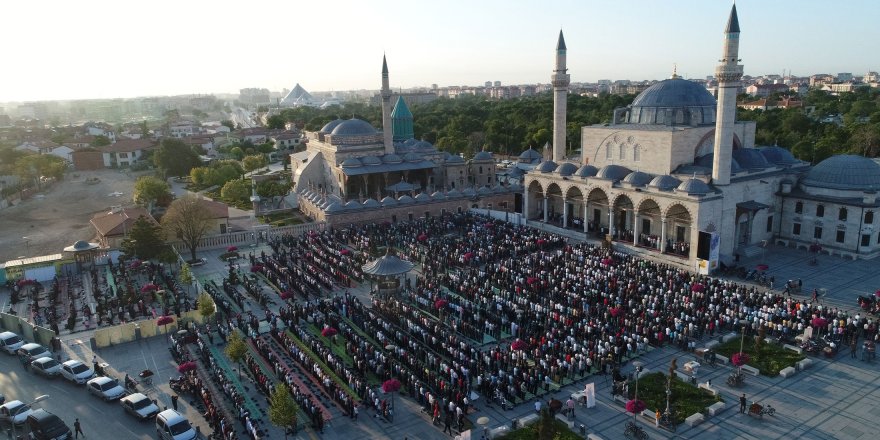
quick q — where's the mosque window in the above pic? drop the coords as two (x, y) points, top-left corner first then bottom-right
(866, 211), (874, 224)
(816, 205), (824, 217)
(838, 208), (847, 221)
(619, 144), (625, 160)
(814, 227), (823, 239)
(794, 202), (803, 214)
(606, 145), (612, 159)
(862, 234), (870, 247)
(479, 166), (483, 174)
(836, 230), (845, 243)
(633, 145), (641, 162)
(792, 223), (801, 235)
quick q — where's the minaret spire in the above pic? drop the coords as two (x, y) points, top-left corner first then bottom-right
(551, 30), (570, 163)
(381, 54), (394, 154)
(711, 3), (744, 186)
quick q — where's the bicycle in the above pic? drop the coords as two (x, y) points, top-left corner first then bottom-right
(624, 421), (648, 440)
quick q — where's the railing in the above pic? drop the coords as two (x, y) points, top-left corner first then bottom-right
(171, 222), (327, 251)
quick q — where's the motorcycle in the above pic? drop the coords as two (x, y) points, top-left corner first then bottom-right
(170, 376), (186, 393)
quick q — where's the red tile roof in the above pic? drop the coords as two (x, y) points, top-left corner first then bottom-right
(99, 138), (156, 153)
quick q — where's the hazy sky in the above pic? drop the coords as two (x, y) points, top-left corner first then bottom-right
(2, 0), (878, 102)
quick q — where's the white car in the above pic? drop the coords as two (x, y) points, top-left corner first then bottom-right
(120, 393), (160, 420)
(17, 343), (49, 363)
(87, 376), (126, 401)
(0, 400), (33, 425)
(30, 357), (62, 378)
(0, 331), (25, 354)
(60, 360), (95, 384)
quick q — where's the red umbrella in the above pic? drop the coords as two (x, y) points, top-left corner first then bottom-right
(601, 257), (613, 266)
(340, 249), (351, 255)
(526, 277), (537, 285)
(536, 239), (547, 245)
(626, 399), (646, 414)
(141, 283), (159, 293)
(731, 352), (750, 367)
(511, 340), (528, 351)
(691, 284), (705, 293)
(382, 379), (402, 393)
(321, 327), (338, 337)
(434, 299), (448, 310)
(874, 289), (880, 297)
(811, 317), (828, 328)
(177, 361), (197, 373)
(280, 291), (293, 300)
(157, 315), (175, 326)
(227, 246), (238, 252)
(610, 307), (621, 317)
(417, 234), (428, 242)
(250, 265), (264, 273)
(129, 260), (142, 269)
(484, 222), (494, 228)
(463, 252), (473, 260)
(755, 264), (769, 271)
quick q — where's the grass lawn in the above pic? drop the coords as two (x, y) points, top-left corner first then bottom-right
(629, 372), (721, 424)
(259, 212), (303, 226)
(715, 338), (805, 376)
(497, 412), (581, 440)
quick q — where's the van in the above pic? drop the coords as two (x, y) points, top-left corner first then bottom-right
(25, 409), (72, 440)
(155, 409), (196, 440)
(0, 332), (25, 354)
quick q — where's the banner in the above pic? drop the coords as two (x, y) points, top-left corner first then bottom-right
(584, 382), (596, 408)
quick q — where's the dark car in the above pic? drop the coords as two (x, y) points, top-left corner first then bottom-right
(25, 409), (72, 440)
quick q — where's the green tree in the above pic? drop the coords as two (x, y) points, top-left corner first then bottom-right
(229, 146), (245, 160)
(179, 262), (194, 295)
(225, 330), (247, 379)
(90, 135), (111, 147)
(197, 291), (216, 323)
(162, 195), (214, 262)
(220, 120), (235, 130)
(120, 216), (166, 260)
(140, 120), (150, 138)
(221, 179), (251, 204)
(133, 175), (172, 211)
(269, 383), (299, 438)
(153, 138), (202, 178)
(257, 179), (290, 198)
(266, 114), (286, 130)
(241, 154), (267, 173)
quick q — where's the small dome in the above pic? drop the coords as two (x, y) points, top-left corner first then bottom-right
(648, 175), (681, 191)
(518, 147), (543, 162)
(383, 154), (403, 164)
(493, 184), (507, 193)
(536, 160), (558, 173)
(623, 171), (653, 187)
(596, 164), (632, 181)
(344, 200), (363, 210)
(397, 195), (414, 204)
(380, 196), (398, 206)
(403, 152), (423, 162)
(414, 192), (432, 201)
(802, 154), (880, 191)
(446, 154), (465, 164)
(363, 198), (381, 208)
(757, 146), (800, 166)
(403, 138), (418, 147)
(462, 187), (477, 197)
(477, 186), (492, 195)
(446, 188), (462, 198)
(695, 153), (742, 174)
(325, 201), (345, 213)
(732, 149), (771, 170)
(308, 192), (321, 202)
(341, 157), (362, 168)
(473, 151), (494, 161)
(331, 118), (377, 136)
(73, 240), (91, 250)
(431, 191), (446, 199)
(320, 119), (345, 133)
(676, 178), (712, 195)
(575, 165), (599, 178)
(556, 162), (578, 176)
(361, 156), (382, 166)
(414, 141), (436, 151)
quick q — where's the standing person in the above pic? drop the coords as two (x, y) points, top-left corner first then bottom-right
(655, 410), (661, 427)
(739, 394), (747, 414)
(74, 418), (84, 438)
(443, 412), (453, 436)
(171, 394), (179, 411)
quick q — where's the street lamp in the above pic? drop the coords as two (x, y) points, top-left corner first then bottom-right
(632, 361), (643, 424)
(12, 394), (49, 439)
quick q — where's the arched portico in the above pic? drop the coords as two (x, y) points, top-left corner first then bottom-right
(636, 198), (662, 249)
(563, 186), (585, 230)
(526, 180), (544, 221)
(664, 203), (693, 258)
(586, 187), (610, 235)
(612, 194), (635, 242)
(545, 183), (564, 224)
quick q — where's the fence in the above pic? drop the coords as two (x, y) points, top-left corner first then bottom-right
(469, 208), (526, 226)
(171, 222), (327, 252)
(92, 309), (206, 348)
(0, 312), (56, 347)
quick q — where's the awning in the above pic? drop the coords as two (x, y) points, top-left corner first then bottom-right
(362, 252), (414, 276)
(737, 200), (770, 211)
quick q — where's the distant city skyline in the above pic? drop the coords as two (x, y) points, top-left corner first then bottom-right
(2, 0), (878, 103)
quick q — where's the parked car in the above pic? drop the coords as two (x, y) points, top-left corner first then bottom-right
(0, 331), (25, 354)
(0, 400), (33, 425)
(30, 357), (62, 378)
(120, 393), (160, 420)
(60, 360), (95, 384)
(25, 409), (72, 440)
(17, 343), (50, 363)
(155, 409), (196, 440)
(87, 376), (125, 401)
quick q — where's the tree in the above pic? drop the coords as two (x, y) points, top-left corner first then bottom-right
(242, 155), (267, 173)
(162, 195), (214, 262)
(91, 135), (111, 147)
(221, 179), (251, 205)
(229, 146), (245, 160)
(225, 330), (247, 379)
(220, 120), (235, 130)
(120, 216), (166, 260)
(266, 114), (286, 130)
(197, 291), (216, 324)
(269, 383), (299, 438)
(179, 262), (194, 296)
(140, 120), (150, 138)
(133, 175), (172, 212)
(153, 138), (202, 178)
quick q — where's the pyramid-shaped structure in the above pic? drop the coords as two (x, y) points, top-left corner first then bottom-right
(280, 83), (315, 107)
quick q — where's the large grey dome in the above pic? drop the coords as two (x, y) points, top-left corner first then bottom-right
(648, 175), (681, 191)
(536, 160), (558, 173)
(627, 78), (716, 125)
(695, 153), (743, 174)
(757, 146), (800, 166)
(596, 164), (632, 181)
(802, 155), (880, 190)
(518, 147), (543, 162)
(320, 119), (345, 133)
(473, 151), (494, 161)
(623, 171), (653, 187)
(331, 118), (377, 136)
(575, 165), (599, 178)
(556, 162), (578, 176)
(676, 178), (712, 195)
(732, 149), (771, 170)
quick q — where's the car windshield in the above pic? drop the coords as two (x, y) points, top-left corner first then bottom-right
(5, 335), (22, 344)
(28, 347), (47, 356)
(71, 364), (89, 374)
(40, 359), (59, 368)
(132, 398), (151, 410)
(100, 379), (119, 391)
(9, 403), (29, 414)
(169, 420), (192, 435)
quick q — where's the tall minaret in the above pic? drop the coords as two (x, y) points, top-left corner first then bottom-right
(381, 55), (394, 154)
(711, 3), (743, 185)
(551, 30), (570, 163)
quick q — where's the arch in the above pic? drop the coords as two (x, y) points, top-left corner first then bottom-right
(594, 131), (625, 163)
(526, 179), (546, 221)
(663, 203), (694, 257)
(694, 130), (743, 158)
(636, 197), (663, 215)
(527, 179), (544, 195)
(636, 198), (663, 245)
(662, 202), (694, 221)
(565, 185), (585, 201)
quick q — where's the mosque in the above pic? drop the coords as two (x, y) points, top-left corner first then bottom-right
(524, 4), (880, 269)
(291, 57), (517, 224)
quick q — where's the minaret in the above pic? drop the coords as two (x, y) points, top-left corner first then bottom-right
(551, 30), (570, 163)
(711, 3), (743, 185)
(381, 55), (394, 154)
